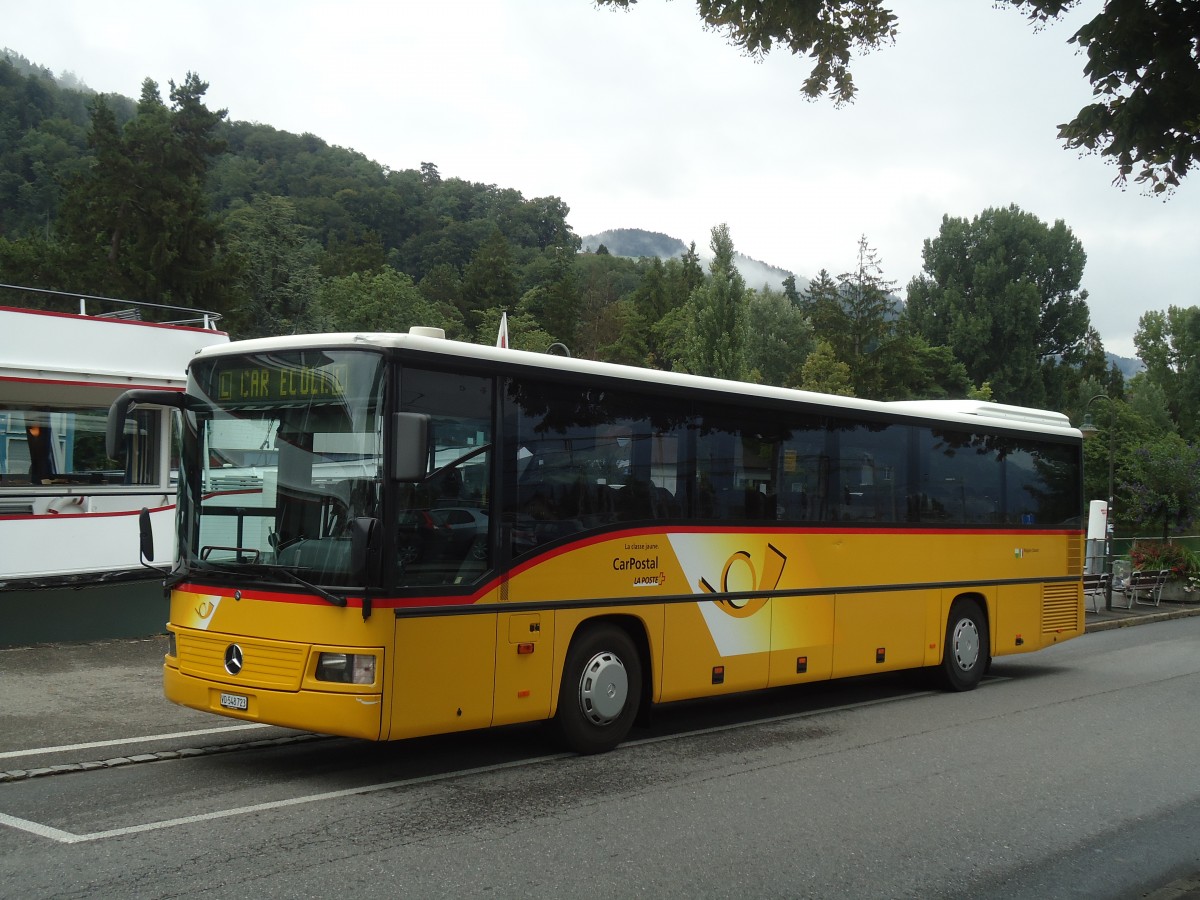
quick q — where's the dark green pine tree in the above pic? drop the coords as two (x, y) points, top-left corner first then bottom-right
(59, 73), (233, 310)
(683, 224), (746, 380)
(461, 226), (519, 335)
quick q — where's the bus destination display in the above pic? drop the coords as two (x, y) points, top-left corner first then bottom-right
(216, 363), (348, 404)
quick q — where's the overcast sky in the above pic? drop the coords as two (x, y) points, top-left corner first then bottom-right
(8, 0), (1199, 358)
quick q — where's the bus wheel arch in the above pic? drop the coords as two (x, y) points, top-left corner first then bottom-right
(554, 617), (647, 754)
(939, 594), (990, 692)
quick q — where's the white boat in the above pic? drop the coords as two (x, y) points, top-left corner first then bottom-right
(0, 285), (228, 645)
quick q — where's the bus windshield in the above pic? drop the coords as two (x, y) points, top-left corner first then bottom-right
(181, 349), (386, 587)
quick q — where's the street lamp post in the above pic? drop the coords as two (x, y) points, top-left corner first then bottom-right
(1080, 393), (1117, 611)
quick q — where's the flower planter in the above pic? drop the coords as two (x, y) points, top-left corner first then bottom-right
(1163, 581), (1199, 604)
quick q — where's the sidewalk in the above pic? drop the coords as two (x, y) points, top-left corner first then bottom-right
(1084, 596), (1200, 632)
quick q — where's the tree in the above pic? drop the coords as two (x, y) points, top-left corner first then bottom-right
(1038, 0), (1200, 193)
(477, 304), (554, 353)
(801, 239), (935, 400)
(523, 245), (581, 347)
(222, 194), (322, 338)
(1070, 382), (1182, 537)
(417, 263), (468, 337)
(1075, 387), (1131, 526)
(678, 241), (704, 296)
(865, 333), (971, 400)
(800, 269), (840, 335)
(596, 0), (1200, 191)
(904, 204), (1091, 407)
(741, 285), (814, 387)
(572, 251), (643, 359)
(837, 234), (896, 363)
(599, 297), (651, 366)
(799, 340), (854, 396)
(59, 73), (232, 307)
(781, 274), (802, 306)
(461, 226), (518, 334)
(1133, 305), (1200, 440)
(0, 234), (74, 293)
(597, 0), (898, 104)
(1123, 434), (1200, 539)
(419, 161), (441, 186)
(1126, 372), (1175, 434)
(682, 223), (746, 379)
(651, 304), (691, 373)
(630, 256), (670, 323)
(314, 268), (441, 333)
(1078, 326), (1110, 386)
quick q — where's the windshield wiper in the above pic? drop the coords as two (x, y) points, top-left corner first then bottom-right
(187, 556), (347, 607)
(274, 567), (347, 608)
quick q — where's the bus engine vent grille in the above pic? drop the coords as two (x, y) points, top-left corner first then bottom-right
(1042, 583), (1081, 634)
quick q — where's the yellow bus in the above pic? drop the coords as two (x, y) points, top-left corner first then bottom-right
(108, 327), (1085, 754)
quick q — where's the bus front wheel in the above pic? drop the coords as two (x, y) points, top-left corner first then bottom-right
(555, 624), (642, 754)
(939, 601), (989, 692)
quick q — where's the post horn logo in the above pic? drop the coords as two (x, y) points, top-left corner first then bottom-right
(699, 543), (786, 618)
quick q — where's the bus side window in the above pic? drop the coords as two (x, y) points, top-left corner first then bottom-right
(396, 368), (493, 586)
(777, 416), (827, 523)
(921, 427), (1001, 526)
(509, 378), (686, 552)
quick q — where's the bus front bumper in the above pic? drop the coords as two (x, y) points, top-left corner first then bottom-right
(164, 663), (383, 741)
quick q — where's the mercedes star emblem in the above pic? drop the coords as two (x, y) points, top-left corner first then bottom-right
(224, 643), (244, 675)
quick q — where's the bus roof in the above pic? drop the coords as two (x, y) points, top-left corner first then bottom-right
(193, 329), (1082, 439)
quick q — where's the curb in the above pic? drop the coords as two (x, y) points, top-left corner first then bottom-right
(1142, 874), (1200, 900)
(0, 732), (326, 784)
(1085, 605), (1200, 633)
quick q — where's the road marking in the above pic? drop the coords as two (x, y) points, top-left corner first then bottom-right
(0, 811), (79, 843)
(0, 752), (571, 844)
(0, 724), (271, 760)
(625, 686), (937, 748)
(0, 679), (997, 844)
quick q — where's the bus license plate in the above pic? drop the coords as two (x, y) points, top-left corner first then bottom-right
(219, 692), (248, 711)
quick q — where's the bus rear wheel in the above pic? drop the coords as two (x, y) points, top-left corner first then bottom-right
(555, 624), (642, 754)
(939, 600), (989, 692)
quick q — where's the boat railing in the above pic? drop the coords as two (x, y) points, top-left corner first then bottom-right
(0, 283), (223, 330)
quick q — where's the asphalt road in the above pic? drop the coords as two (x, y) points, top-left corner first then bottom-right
(1, 618), (1198, 899)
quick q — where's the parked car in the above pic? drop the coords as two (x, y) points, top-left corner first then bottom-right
(430, 506), (489, 556)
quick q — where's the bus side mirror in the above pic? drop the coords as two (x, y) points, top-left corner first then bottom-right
(138, 507), (155, 564)
(393, 412), (430, 482)
(107, 389), (194, 459)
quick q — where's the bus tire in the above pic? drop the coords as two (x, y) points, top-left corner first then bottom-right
(939, 600), (989, 692)
(555, 624), (642, 754)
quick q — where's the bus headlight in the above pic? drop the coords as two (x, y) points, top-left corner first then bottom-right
(315, 652), (376, 685)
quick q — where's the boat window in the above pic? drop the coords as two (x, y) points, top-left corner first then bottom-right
(0, 405), (161, 488)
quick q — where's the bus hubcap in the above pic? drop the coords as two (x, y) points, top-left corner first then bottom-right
(578, 650), (628, 725)
(952, 618), (980, 671)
